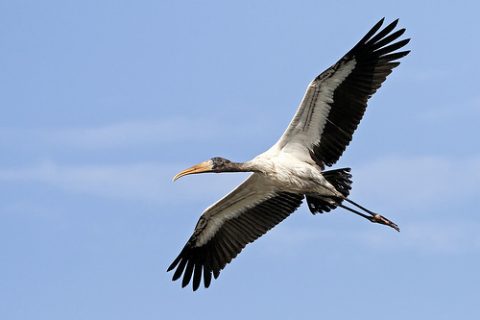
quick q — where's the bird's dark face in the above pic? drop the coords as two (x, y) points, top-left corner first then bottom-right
(173, 157), (233, 181)
(210, 157), (232, 172)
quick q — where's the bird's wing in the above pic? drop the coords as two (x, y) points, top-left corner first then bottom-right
(167, 173), (304, 291)
(276, 18), (410, 168)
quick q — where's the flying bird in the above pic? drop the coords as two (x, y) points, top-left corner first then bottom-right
(168, 18), (410, 291)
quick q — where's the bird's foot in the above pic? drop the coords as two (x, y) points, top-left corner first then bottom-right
(368, 214), (400, 232)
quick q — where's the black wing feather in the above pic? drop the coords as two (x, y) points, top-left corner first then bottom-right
(311, 19), (410, 167)
(167, 192), (304, 291)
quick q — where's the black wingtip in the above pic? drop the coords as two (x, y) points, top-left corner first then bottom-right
(172, 257), (188, 281)
(167, 250), (183, 272)
(371, 18), (385, 33)
(192, 263), (202, 291)
(353, 18), (390, 50)
(387, 18), (399, 29)
(166, 262), (176, 273)
(181, 260), (194, 288)
(203, 266), (212, 288)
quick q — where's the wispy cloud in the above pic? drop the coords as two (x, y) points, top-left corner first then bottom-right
(0, 116), (274, 150)
(265, 220), (480, 255)
(0, 161), (166, 202)
(418, 95), (480, 122)
(0, 160), (246, 204)
(0, 115), (271, 206)
(360, 221), (480, 254)
(401, 66), (449, 84)
(352, 154), (480, 211)
(48, 118), (224, 148)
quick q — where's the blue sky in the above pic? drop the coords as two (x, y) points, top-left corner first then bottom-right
(1, 1), (480, 319)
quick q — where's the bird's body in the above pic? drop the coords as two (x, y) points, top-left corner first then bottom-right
(168, 18), (410, 291)
(249, 147), (339, 196)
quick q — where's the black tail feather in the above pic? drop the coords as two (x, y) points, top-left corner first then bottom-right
(306, 168), (352, 214)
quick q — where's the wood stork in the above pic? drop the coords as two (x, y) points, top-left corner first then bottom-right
(168, 18), (410, 291)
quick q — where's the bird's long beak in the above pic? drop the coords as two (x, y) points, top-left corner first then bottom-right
(173, 160), (213, 181)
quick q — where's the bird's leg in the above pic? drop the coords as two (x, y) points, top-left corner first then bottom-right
(339, 199), (400, 232)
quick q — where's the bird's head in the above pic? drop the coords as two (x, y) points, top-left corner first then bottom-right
(173, 157), (235, 181)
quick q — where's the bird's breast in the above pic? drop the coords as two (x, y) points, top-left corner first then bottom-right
(254, 155), (333, 195)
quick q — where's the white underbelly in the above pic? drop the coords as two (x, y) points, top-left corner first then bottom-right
(252, 148), (341, 196)
(262, 160), (337, 196)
